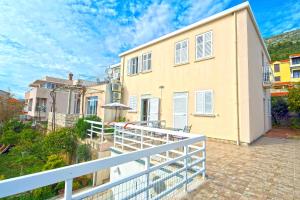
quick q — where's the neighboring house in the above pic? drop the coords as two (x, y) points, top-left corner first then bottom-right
(0, 90), (10, 98)
(118, 2), (272, 144)
(271, 54), (300, 96)
(81, 63), (122, 121)
(25, 73), (82, 121)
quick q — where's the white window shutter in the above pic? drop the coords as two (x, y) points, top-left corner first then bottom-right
(149, 98), (159, 121)
(204, 32), (212, 57)
(196, 35), (204, 59)
(138, 55), (142, 72)
(127, 59), (131, 75)
(175, 43), (181, 64)
(196, 91), (204, 114)
(204, 91), (213, 114)
(129, 96), (137, 112)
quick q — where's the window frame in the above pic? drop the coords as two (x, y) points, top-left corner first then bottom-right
(274, 76), (281, 82)
(293, 70), (300, 78)
(195, 90), (214, 115)
(274, 64), (280, 72)
(174, 39), (189, 65)
(86, 96), (98, 116)
(195, 31), (213, 61)
(142, 52), (152, 72)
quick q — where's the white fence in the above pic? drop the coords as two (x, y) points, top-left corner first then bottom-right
(0, 123), (206, 200)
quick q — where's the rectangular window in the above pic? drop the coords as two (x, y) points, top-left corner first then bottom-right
(196, 31), (212, 60)
(128, 96), (137, 112)
(195, 90), (213, 115)
(274, 76), (281, 81)
(142, 52), (152, 71)
(36, 98), (47, 112)
(274, 64), (280, 72)
(293, 70), (300, 78)
(127, 57), (139, 75)
(86, 96), (98, 116)
(291, 57), (300, 65)
(175, 40), (188, 65)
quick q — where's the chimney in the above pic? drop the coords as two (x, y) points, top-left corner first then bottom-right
(68, 72), (73, 81)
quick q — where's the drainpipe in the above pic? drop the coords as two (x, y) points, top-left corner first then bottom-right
(234, 11), (241, 146)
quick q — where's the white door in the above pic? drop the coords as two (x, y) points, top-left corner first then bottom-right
(173, 92), (188, 129)
(149, 98), (160, 121)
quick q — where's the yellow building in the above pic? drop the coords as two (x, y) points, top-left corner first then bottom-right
(118, 2), (272, 144)
(271, 54), (300, 96)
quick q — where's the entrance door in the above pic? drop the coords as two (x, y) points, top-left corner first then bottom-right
(173, 92), (188, 129)
(141, 97), (160, 121)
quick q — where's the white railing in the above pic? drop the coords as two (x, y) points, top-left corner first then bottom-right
(263, 65), (274, 86)
(84, 120), (113, 142)
(0, 124), (206, 200)
(132, 120), (166, 128)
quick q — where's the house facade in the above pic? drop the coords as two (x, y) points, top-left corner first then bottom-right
(119, 2), (272, 144)
(25, 74), (82, 121)
(271, 54), (300, 96)
(80, 63), (121, 121)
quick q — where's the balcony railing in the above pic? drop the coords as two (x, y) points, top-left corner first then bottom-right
(0, 122), (206, 200)
(263, 65), (274, 87)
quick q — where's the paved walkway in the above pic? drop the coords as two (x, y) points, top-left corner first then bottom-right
(183, 136), (300, 200)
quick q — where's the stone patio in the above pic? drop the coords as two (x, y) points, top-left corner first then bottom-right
(183, 136), (300, 199)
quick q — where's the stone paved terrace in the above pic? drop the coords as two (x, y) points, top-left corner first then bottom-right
(183, 136), (300, 200)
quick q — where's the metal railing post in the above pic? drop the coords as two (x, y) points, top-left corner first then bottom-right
(145, 156), (150, 200)
(166, 133), (170, 159)
(141, 130), (144, 149)
(202, 140), (206, 180)
(121, 126), (124, 150)
(184, 145), (188, 192)
(90, 123), (93, 140)
(64, 179), (73, 200)
(113, 125), (116, 147)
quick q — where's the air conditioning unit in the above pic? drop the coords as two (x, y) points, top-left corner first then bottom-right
(113, 72), (120, 79)
(112, 92), (121, 101)
(112, 83), (121, 92)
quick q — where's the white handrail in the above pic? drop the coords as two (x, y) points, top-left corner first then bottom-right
(0, 134), (205, 198)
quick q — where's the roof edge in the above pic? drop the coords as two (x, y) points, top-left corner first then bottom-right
(119, 1), (250, 57)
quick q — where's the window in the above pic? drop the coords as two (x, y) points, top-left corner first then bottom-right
(28, 99), (33, 111)
(74, 94), (81, 114)
(128, 96), (137, 112)
(274, 76), (281, 82)
(195, 90), (213, 115)
(196, 31), (212, 60)
(274, 64), (280, 72)
(86, 96), (98, 116)
(127, 57), (139, 75)
(291, 57), (300, 65)
(175, 40), (188, 65)
(142, 52), (152, 71)
(36, 98), (47, 112)
(43, 82), (56, 89)
(293, 70), (300, 78)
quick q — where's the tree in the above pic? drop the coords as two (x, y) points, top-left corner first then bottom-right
(43, 128), (78, 164)
(74, 116), (101, 139)
(287, 87), (300, 113)
(271, 97), (289, 125)
(0, 95), (24, 123)
(43, 155), (66, 171)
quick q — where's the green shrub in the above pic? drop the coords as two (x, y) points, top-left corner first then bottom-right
(271, 97), (289, 125)
(43, 155), (66, 171)
(0, 130), (20, 145)
(76, 144), (92, 162)
(291, 117), (300, 129)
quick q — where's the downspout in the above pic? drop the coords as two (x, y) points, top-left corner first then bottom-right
(234, 11), (241, 145)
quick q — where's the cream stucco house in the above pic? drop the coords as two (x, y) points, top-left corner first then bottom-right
(118, 2), (272, 144)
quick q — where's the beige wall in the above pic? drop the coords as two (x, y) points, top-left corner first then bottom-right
(120, 8), (271, 143)
(81, 84), (115, 122)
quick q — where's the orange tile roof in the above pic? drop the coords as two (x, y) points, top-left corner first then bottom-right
(290, 53), (300, 57)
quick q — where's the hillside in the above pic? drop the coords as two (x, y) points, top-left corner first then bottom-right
(265, 29), (300, 61)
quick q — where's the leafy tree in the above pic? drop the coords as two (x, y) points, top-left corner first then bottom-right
(0, 95), (24, 123)
(43, 155), (66, 171)
(76, 144), (92, 162)
(0, 130), (20, 145)
(43, 128), (78, 164)
(271, 97), (289, 125)
(287, 87), (300, 113)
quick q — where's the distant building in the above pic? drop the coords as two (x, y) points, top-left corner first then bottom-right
(0, 90), (10, 98)
(24, 73), (91, 121)
(271, 53), (300, 96)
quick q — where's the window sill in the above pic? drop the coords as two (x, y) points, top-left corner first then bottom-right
(127, 73), (139, 77)
(174, 62), (190, 67)
(193, 113), (216, 117)
(195, 56), (214, 63)
(128, 111), (137, 113)
(141, 70), (152, 74)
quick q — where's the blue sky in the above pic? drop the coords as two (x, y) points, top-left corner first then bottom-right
(0, 0), (299, 98)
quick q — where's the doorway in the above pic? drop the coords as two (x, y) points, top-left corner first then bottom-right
(173, 92), (188, 129)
